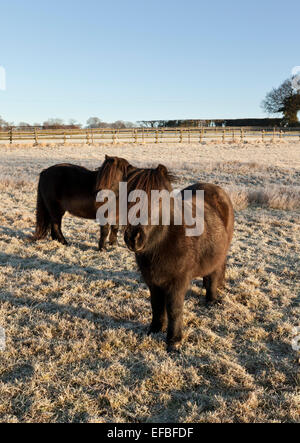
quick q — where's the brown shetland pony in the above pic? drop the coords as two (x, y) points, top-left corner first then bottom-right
(32, 155), (130, 250)
(123, 165), (234, 352)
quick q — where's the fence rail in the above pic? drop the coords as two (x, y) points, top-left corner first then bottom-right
(0, 127), (300, 144)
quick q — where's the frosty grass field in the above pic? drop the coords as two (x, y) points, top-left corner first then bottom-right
(0, 140), (299, 423)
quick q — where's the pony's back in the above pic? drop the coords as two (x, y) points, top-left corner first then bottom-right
(182, 183), (234, 245)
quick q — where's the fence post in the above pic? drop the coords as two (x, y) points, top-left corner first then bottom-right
(222, 129), (225, 143)
(240, 128), (244, 142)
(179, 129), (182, 143)
(199, 128), (204, 143)
(34, 128), (39, 145)
(232, 130), (235, 141)
(10, 127), (13, 144)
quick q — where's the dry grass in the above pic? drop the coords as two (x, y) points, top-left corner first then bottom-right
(0, 141), (299, 423)
(225, 185), (300, 211)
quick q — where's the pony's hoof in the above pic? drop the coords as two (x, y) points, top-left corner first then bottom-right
(55, 239), (68, 246)
(148, 321), (167, 335)
(147, 323), (167, 335)
(205, 298), (222, 307)
(166, 342), (181, 354)
(25, 235), (36, 243)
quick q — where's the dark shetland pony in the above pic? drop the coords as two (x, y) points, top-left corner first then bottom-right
(124, 165), (234, 352)
(32, 155), (130, 250)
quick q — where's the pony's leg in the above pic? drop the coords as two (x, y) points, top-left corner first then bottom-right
(166, 284), (188, 352)
(51, 224), (58, 240)
(51, 213), (68, 245)
(99, 224), (110, 251)
(148, 285), (167, 335)
(204, 266), (224, 303)
(108, 225), (119, 246)
(218, 261), (227, 289)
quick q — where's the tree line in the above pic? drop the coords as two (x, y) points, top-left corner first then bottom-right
(0, 117), (137, 130)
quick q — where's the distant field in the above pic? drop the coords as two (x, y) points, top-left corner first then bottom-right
(0, 141), (299, 423)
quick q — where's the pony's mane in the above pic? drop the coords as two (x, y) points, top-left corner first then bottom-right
(127, 165), (176, 195)
(96, 156), (129, 190)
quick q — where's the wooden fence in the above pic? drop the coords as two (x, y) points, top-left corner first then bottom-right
(0, 127), (300, 144)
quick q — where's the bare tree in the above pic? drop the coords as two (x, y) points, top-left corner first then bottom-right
(68, 119), (82, 129)
(0, 116), (13, 130)
(86, 117), (136, 129)
(0, 116), (7, 129)
(111, 120), (126, 129)
(137, 120), (160, 128)
(18, 122), (31, 128)
(43, 118), (65, 129)
(86, 117), (103, 128)
(124, 121), (136, 128)
(262, 78), (300, 126)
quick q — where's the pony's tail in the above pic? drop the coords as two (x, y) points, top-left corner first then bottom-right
(32, 180), (51, 240)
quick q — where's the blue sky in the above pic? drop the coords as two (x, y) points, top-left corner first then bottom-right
(0, 0), (299, 125)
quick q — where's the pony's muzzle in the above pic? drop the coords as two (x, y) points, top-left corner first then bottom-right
(124, 227), (146, 253)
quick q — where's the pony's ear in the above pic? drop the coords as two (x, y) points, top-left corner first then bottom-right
(156, 164), (168, 176)
(105, 154), (116, 162)
(157, 164), (177, 183)
(105, 155), (118, 165)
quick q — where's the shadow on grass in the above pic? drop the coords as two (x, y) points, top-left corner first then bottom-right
(0, 251), (140, 286)
(0, 225), (32, 240)
(0, 363), (34, 384)
(0, 290), (143, 332)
